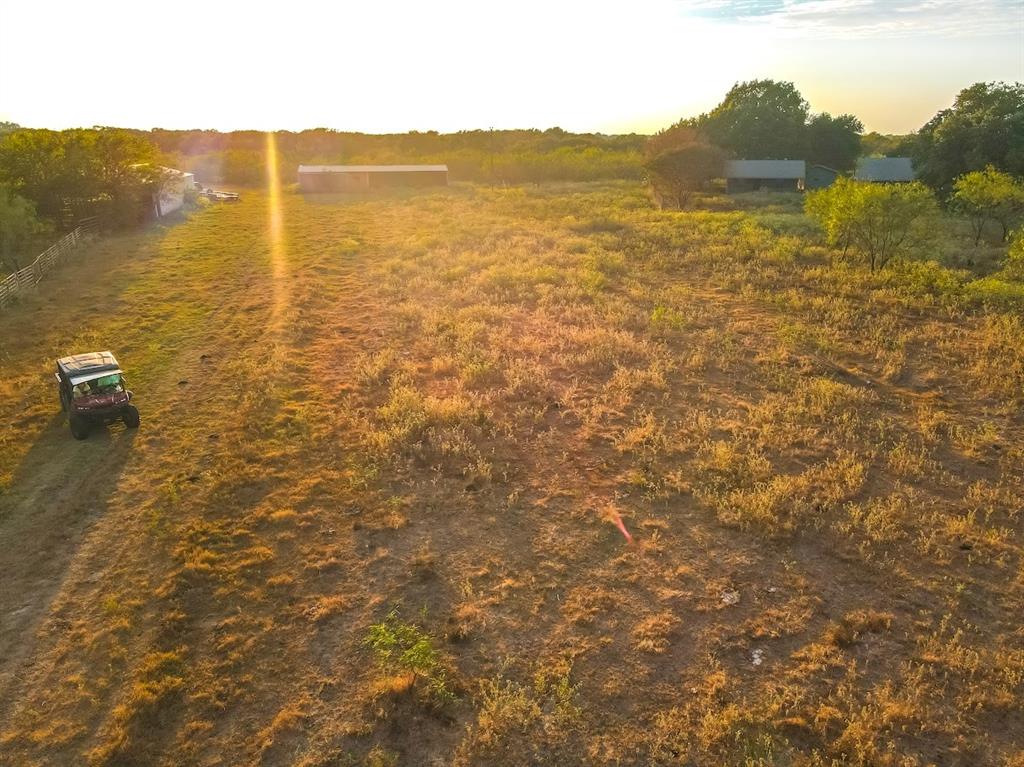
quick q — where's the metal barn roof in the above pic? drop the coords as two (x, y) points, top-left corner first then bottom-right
(298, 164), (449, 174)
(855, 157), (915, 182)
(725, 160), (806, 179)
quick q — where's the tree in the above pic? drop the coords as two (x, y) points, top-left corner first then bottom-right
(0, 183), (43, 273)
(914, 82), (1024, 193)
(0, 129), (79, 219)
(645, 122), (704, 158)
(89, 128), (162, 227)
(694, 80), (810, 160)
(0, 127), (161, 227)
(861, 132), (916, 158)
(951, 166), (1024, 243)
(1003, 232), (1024, 280)
(645, 143), (726, 209)
(805, 178), (939, 271)
(806, 113), (863, 171)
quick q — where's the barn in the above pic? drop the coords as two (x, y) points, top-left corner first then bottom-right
(725, 160), (806, 193)
(806, 164), (840, 190)
(298, 164), (449, 192)
(854, 157), (915, 183)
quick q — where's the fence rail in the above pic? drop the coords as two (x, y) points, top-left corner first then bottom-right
(0, 218), (99, 311)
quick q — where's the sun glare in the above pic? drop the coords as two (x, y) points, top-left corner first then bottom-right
(265, 131), (288, 327)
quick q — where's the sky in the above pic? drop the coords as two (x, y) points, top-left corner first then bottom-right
(0, 0), (1021, 136)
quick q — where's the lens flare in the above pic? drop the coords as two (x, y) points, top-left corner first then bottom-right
(265, 131), (288, 327)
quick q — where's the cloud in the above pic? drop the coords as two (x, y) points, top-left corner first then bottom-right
(683, 0), (1022, 37)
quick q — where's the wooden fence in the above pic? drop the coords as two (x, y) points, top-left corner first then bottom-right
(0, 218), (99, 311)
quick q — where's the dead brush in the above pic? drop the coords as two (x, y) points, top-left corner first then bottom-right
(825, 609), (894, 647)
(708, 452), (866, 533)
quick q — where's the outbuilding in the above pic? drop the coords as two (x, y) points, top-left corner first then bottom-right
(806, 164), (841, 190)
(154, 168), (195, 217)
(854, 157), (915, 183)
(725, 160), (805, 193)
(298, 164), (449, 192)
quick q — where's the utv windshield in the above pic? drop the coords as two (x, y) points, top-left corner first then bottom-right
(72, 373), (124, 399)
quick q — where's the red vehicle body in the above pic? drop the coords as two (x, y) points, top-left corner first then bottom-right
(55, 351), (140, 439)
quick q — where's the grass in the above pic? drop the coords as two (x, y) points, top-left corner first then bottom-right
(0, 181), (1021, 766)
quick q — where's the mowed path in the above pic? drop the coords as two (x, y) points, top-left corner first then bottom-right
(0, 192), (385, 764)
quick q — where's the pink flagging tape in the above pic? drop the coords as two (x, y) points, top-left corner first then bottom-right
(610, 510), (633, 544)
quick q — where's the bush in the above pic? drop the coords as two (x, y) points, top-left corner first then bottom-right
(951, 166), (1024, 243)
(805, 178), (939, 271)
(365, 608), (455, 705)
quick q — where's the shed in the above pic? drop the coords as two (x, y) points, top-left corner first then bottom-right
(854, 157), (915, 183)
(298, 165), (449, 193)
(725, 160), (805, 193)
(806, 164), (840, 190)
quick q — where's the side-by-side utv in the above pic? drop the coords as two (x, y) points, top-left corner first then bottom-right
(55, 351), (140, 439)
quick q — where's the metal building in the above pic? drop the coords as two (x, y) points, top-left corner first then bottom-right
(297, 164), (449, 192)
(854, 157), (915, 183)
(806, 164), (841, 190)
(725, 160), (806, 193)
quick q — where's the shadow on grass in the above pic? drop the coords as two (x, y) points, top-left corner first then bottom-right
(0, 409), (139, 720)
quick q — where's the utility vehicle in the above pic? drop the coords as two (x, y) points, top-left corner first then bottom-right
(55, 351), (139, 439)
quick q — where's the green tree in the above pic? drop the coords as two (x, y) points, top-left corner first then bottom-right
(0, 183), (43, 273)
(0, 128), (160, 227)
(806, 113), (863, 171)
(0, 129), (78, 219)
(645, 122), (704, 158)
(951, 166), (1024, 243)
(645, 142), (726, 209)
(89, 129), (162, 227)
(1003, 232), (1024, 280)
(806, 178), (939, 271)
(915, 82), (1024, 193)
(221, 149), (266, 185)
(694, 80), (810, 159)
(860, 131), (916, 158)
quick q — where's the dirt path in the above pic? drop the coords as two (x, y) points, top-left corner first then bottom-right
(0, 423), (137, 718)
(0, 200), (289, 729)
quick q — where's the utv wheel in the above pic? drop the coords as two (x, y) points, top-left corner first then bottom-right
(69, 416), (90, 440)
(122, 405), (140, 429)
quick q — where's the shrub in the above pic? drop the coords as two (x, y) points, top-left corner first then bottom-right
(805, 178), (939, 271)
(645, 142), (727, 210)
(365, 608), (455, 705)
(951, 166), (1024, 243)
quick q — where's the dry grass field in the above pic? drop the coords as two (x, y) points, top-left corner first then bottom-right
(0, 181), (1022, 766)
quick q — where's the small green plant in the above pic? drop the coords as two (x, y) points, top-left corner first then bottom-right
(365, 608), (455, 704)
(650, 304), (687, 331)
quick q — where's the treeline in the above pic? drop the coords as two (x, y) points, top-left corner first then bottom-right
(141, 127), (646, 186)
(2, 80), (1020, 272)
(646, 80), (1024, 209)
(0, 126), (168, 272)
(0, 125), (644, 271)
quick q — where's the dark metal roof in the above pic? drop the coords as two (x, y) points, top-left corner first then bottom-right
(855, 157), (915, 182)
(57, 351), (120, 377)
(725, 160), (806, 179)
